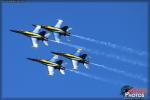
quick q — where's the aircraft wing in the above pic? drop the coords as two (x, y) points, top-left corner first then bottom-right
(72, 60), (78, 70)
(31, 37), (38, 48)
(55, 19), (63, 28)
(48, 66), (54, 76)
(74, 49), (82, 56)
(53, 32), (60, 43)
(33, 25), (41, 33)
(50, 55), (59, 62)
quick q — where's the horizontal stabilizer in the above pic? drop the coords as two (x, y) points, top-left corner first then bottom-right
(43, 40), (48, 46)
(79, 54), (87, 59)
(84, 63), (89, 69)
(60, 69), (65, 75)
(39, 31), (46, 37)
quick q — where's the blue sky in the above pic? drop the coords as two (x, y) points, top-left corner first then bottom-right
(2, 2), (148, 98)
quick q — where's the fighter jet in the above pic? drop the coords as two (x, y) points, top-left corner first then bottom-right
(27, 55), (65, 76)
(10, 25), (49, 48)
(51, 48), (89, 70)
(33, 19), (72, 43)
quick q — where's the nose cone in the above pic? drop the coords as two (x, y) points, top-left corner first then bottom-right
(51, 52), (63, 56)
(51, 52), (58, 55)
(27, 58), (34, 61)
(10, 29), (19, 33)
(27, 58), (39, 62)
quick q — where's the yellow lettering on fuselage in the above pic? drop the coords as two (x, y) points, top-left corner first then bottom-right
(64, 54), (82, 60)
(42, 25), (66, 34)
(40, 60), (58, 66)
(46, 26), (61, 31)
(24, 31), (41, 37)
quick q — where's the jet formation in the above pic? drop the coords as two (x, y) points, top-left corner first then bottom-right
(10, 19), (90, 76)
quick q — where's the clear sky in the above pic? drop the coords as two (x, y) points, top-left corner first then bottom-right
(2, 2), (148, 99)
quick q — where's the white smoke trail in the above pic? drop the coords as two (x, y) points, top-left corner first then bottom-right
(72, 34), (147, 56)
(58, 41), (146, 67)
(99, 52), (147, 67)
(91, 63), (147, 83)
(66, 69), (122, 85)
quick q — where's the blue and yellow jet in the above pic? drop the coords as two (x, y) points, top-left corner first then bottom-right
(10, 25), (49, 48)
(33, 19), (72, 43)
(27, 55), (65, 76)
(51, 48), (89, 70)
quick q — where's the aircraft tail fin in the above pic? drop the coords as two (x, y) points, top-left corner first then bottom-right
(39, 31), (46, 37)
(55, 60), (63, 65)
(39, 31), (49, 42)
(61, 26), (69, 32)
(79, 54), (87, 59)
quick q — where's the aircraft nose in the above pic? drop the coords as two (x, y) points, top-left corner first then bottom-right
(51, 52), (62, 55)
(51, 52), (57, 55)
(27, 58), (40, 62)
(27, 58), (37, 61)
(27, 58), (34, 61)
(10, 29), (18, 32)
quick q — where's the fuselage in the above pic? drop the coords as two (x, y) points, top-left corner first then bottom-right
(10, 29), (47, 40)
(27, 58), (62, 69)
(51, 52), (89, 64)
(33, 24), (70, 36)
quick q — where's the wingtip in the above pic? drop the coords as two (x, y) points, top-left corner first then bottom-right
(72, 67), (78, 71)
(56, 19), (64, 22)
